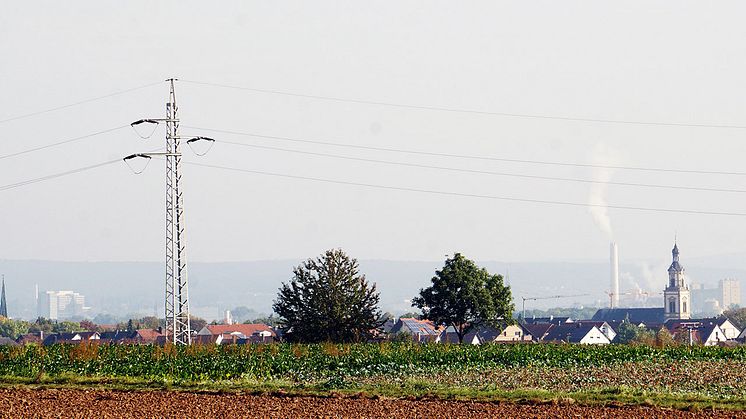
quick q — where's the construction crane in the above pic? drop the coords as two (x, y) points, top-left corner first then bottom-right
(521, 293), (590, 320)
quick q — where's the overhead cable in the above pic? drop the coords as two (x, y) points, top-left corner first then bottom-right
(183, 126), (746, 177)
(0, 125), (130, 161)
(180, 79), (746, 129)
(211, 138), (746, 194)
(0, 81), (163, 124)
(0, 159), (121, 192)
(182, 160), (746, 217)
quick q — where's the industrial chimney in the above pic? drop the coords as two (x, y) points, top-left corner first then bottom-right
(610, 242), (619, 308)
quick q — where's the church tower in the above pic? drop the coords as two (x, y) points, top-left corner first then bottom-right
(0, 277), (7, 318)
(664, 242), (690, 321)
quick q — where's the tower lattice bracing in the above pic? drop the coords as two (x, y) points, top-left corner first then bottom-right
(163, 79), (191, 345)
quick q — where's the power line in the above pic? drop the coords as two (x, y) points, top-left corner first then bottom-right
(5, 150), (744, 217)
(0, 146), (164, 192)
(182, 160), (746, 217)
(0, 159), (121, 192)
(184, 126), (746, 177)
(0, 81), (163, 124)
(0, 125), (130, 161)
(180, 79), (746, 130)
(213, 139), (746, 194)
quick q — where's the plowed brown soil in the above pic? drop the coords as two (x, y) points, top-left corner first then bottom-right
(0, 388), (744, 419)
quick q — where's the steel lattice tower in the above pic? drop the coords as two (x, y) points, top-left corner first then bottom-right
(163, 79), (191, 345)
(125, 79), (214, 345)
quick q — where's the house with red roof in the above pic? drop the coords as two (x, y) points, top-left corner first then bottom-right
(195, 323), (276, 344)
(389, 318), (443, 343)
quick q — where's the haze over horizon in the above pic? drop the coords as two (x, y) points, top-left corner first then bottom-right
(2, 2), (746, 305)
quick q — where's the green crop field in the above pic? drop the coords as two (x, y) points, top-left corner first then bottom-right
(1, 343), (745, 410)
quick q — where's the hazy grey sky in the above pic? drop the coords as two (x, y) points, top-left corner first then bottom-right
(2, 2), (746, 265)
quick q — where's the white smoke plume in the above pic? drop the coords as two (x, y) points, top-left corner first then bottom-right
(588, 143), (618, 239)
(639, 261), (668, 291)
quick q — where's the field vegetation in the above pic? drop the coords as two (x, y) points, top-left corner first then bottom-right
(1, 343), (745, 410)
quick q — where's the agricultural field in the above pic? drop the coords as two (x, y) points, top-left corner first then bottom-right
(1, 343), (746, 414)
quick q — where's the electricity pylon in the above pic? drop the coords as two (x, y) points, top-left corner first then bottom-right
(124, 78), (213, 345)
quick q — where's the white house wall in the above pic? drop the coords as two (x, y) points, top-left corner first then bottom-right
(579, 327), (611, 345)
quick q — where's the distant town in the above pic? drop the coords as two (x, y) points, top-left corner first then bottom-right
(0, 241), (743, 348)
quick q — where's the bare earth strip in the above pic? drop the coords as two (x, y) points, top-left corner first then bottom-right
(0, 388), (744, 419)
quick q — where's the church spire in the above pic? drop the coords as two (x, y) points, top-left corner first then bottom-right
(0, 276), (7, 318)
(664, 241), (690, 321)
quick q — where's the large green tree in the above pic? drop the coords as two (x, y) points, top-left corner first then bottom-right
(412, 253), (513, 343)
(273, 249), (383, 343)
(0, 317), (29, 339)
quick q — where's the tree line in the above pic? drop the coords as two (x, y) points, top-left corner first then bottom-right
(273, 249), (513, 343)
(1, 249), (515, 343)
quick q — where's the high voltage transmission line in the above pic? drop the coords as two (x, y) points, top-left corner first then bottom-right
(183, 126), (746, 177)
(0, 159), (122, 192)
(4, 78), (744, 130)
(180, 160), (746, 217)
(0, 125), (130, 161)
(194, 138), (746, 194)
(4, 79), (746, 220)
(180, 79), (746, 130)
(0, 81), (163, 124)
(4, 154), (746, 216)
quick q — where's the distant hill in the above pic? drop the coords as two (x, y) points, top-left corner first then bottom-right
(0, 255), (742, 321)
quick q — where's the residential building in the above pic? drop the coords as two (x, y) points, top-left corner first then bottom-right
(0, 337), (18, 346)
(542, 323), (610, 345)
(664, 320), (726, 346)
(389, 318), (442, 343)
(477, 323), (533, 343)
(15, 333), (43, 345)
(522, 316), (573, 326)
(41, 290), (90, 320)
(436, 326), (480, 345)
(42, 332), (100, 345)
(720, 278), (741, 309)
(690, 279), (740, 316)
(572, 321), (617, 342)
(195, 323), (276, 345)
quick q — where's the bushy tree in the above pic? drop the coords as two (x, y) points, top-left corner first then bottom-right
(614, 322), (655, 345)
(189, 316), (207, 332)
(723, 307), (746, 329)
(117, 316), (165, 331)
(29, 317), (54, 335)
(53, 321), (81, 333)
(656, 327), (677, 347)
(250, 315), (280, 327)
(0, 317), (29, 339)
(79, 320), (99, 332)
(273, 249), (382, 343)
(614, 322), (640, 344)
(631, 328), (656, 346)
(412, 253), (513, 343)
